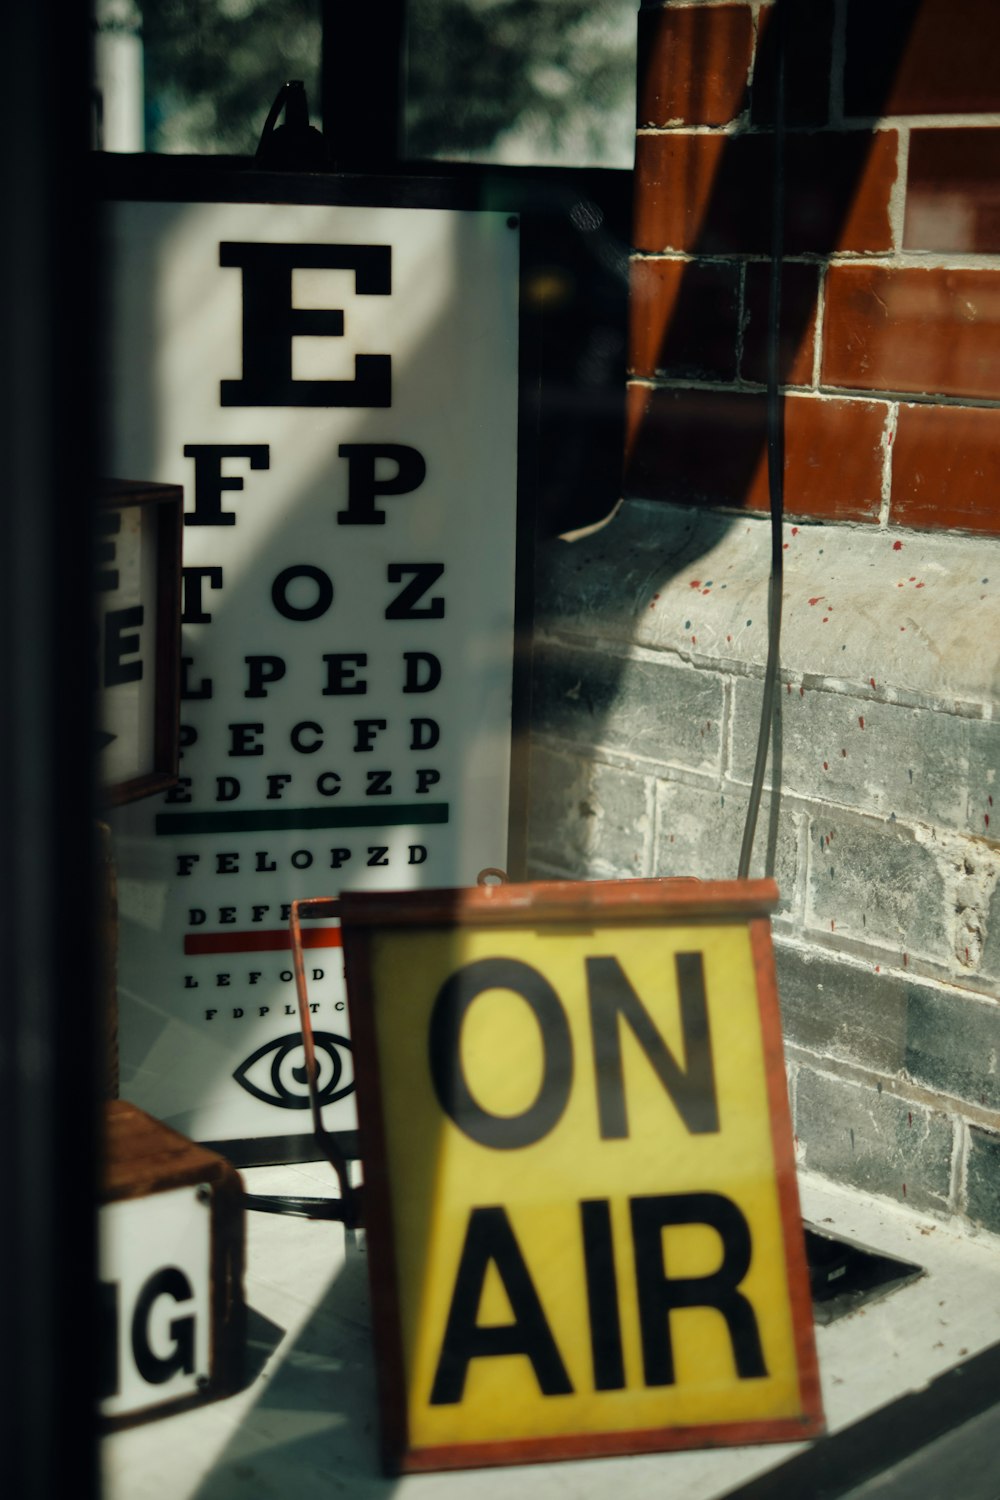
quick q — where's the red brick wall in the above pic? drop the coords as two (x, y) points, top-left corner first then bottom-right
(627, 0), (1000, 534)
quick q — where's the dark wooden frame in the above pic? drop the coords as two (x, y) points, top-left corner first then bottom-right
(336, 875), (824, 1474)
(97, 478), (182, 807)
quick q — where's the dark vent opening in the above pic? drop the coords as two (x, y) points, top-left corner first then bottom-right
(804, 1222), (924, 1325)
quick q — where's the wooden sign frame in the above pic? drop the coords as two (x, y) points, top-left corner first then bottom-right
(97, 478), (182, 806)
(337, 876), (823, 1474)
(100, 1099), (245, 1427)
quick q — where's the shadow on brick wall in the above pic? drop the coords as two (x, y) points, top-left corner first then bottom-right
(626, 0), (922, 516)
(526, 0), (932, 885)
(525, 502), (793, 885)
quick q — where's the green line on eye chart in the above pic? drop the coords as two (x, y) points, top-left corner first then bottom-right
(155, 803), (451, 835)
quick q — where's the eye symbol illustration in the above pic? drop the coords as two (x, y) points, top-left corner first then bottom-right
(233, 1032), (355, 1110)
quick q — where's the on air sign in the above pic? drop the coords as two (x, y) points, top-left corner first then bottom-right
(100, 171), (523, 1155)
(340, 877), (823, 1472)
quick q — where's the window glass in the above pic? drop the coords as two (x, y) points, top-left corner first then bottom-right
(404, 0), (637, 168)
(95, 1), (636, 164)
(95, 0), (322, 154)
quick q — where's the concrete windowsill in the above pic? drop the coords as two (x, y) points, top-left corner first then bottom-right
(102, 1163), (1000, 1500)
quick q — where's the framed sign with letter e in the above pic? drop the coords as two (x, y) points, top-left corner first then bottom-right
(97, 160), (530, 1160)
(96, 478), (182, 806)
(338, 877), (823, 1473)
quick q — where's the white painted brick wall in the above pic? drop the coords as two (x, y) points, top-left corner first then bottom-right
(527, 498), (1000, 1230)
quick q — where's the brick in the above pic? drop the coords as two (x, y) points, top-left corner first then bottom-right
(952, 845), (1000, 994)
(531, 495), (744, 652)
(905, 988), (1000, 1112)
(526, 743), (650, 880)
(634, 130), (897, 255)
(531, 641), (724, 771)
(625, 384), (885, 521)
(905, 129), (1000, 255)
(823, 266), (1000, 402)
(967, 719), (1000, 840)
(780, 893), (1000, 1109)
(751, 0), (835, 128)
(845, 0), (1000, 117)
(979, 875), (1000, 983)
(891, 404), (1000, 536)
(740, 261), (820, 386)
(775, 943), (909, 1075)
(654, 779), (798, 906)
(730, 680), (969, 831)
(805, 816), (947, 960)
(637, 3), (754, 127)
(629, 258), (740, 380)
(795, 1066), (954, 1212)
(965, 1125), (1000, 1235)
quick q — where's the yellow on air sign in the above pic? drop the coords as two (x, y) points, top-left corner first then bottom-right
(340, 877), (823, 1473)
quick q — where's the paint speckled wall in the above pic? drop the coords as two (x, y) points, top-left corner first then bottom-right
(526, 0), (1000, 1235)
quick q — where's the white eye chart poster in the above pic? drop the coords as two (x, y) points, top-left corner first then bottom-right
(101, 174), (525, 1159)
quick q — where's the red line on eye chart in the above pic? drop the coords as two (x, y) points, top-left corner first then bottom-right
(184, 929), (342, 956)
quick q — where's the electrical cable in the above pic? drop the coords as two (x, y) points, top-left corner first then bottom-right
(738, 0), (787, 880)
